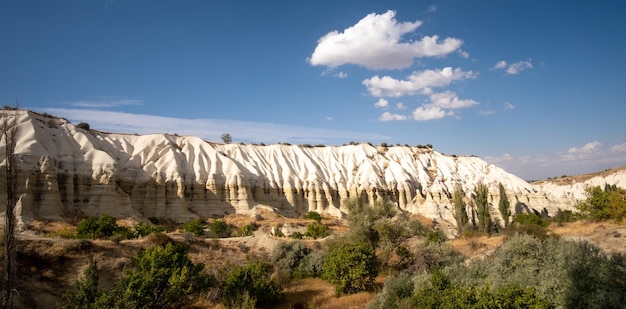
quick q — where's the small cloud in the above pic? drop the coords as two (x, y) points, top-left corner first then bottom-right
(503, 102), (515, 110)
(457, 49), (469, 59)
(396, 102), (407, 110)
(412, 106), (446, 121)
(493, 60), (533, 75)
(493, 60), (507, 69)
(609, 143), (626, 153)
(325, 116), (334, 121)
(363, 67), (477, 97)
(480, 110), (495, 116)
(374, 98), (389, 108)
(70, 97), (143, 109)
(309, 10), (462, 70)
(379, 112), (409, 121)
(568, 141), (602, 154)
(335, 72), (348, 79)
(428, 91), (478, 109)
(426, 5), (437, 13)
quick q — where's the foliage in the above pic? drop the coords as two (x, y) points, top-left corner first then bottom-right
(510, 212), (549, 239)
(133, 222), (166, 238)
(304, 223), (329, 239)
(221, 261), (281, 308)
(220, 133), (232, 144)
(552, 208), (577, 226)
(367, 273), (414, 309)
(576, 185), (626, 222)
(208, 219), (230, 238)
(498, 183), (511, 229)
(344, 198), (396, 249)
(513, 212), (548, 227)
(296, 251), (325, 278)
(474, 183), (492, 233)
(322, 241), (380, 295)
(453, 186), (469, 234)
(303, 211), (322, 222)
(236, 224), (254, 237)
(76, 122), (90, 130)
(100, 243), (212, 309)
(76, 214), (120, 239)
(271, 241), (311, 279)
(62, 257), (100, 309)
(182, 218), (205, 237)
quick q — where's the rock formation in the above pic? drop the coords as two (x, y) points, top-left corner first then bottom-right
(0, 110), (564, 229)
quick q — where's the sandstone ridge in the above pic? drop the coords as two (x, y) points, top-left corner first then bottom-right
(1, 110), (559, 227)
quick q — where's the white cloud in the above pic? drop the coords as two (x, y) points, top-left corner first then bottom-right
(325, 116), (334, 121)
(480, 110), (495, 116)
(374, 98), (389, 108)
(70, 97), (143, 108)
(309, 10), (462, 70)
(493, 60), (507, 69)
(503, 102), (515, 110)
(457, 49), (469, 59)
(40, 108), (390, 144)
(428, 91), (478, 109)
(335, 72), (347, 78)
(610, 143), (626, 153)
(396, 102), (407, 110)
(362, 67), (477, 97)
(568, 141), (602, 154)
(412, 106), (446, 121)
(493, 60), (533, 75)
(426, 5), (437, 13)
(379, 112), (409, 121)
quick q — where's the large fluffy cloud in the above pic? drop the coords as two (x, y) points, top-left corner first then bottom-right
(363, 67), (477, 97)
(309, 10), (462, 70)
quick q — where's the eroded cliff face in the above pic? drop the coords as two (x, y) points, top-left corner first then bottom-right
(0, 111), (560, 227)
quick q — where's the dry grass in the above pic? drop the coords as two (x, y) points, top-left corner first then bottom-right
(448, 234), (505, 258)
(278, 278), (375, 309)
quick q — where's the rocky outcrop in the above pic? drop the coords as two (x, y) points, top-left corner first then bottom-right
(0, 110), (561, 227)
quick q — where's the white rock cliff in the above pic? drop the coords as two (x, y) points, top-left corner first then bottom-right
(0, 111), (567, 228)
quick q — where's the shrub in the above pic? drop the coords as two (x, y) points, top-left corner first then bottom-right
(62, 257), (100, 309)
(296, 251), (325, 278)
(76, 122), (90, 130)
(182, 218), (205, 237)
(303, 211), (322, 222)
(134, 222), (166, 237)
(322, 241), (380, 295)
(221, 261), (281, 308)
(76, 214), (119, 239)
(236, 224), (254, 237)
(271, 241), (311, 279)
(208, 219), (230, 238)
(576, 185), (626, 222)
(367, 273), (414, 309)
(304, 223), (329, 239)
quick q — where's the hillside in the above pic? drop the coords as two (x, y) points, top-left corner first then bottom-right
(0, 110), (573, 230)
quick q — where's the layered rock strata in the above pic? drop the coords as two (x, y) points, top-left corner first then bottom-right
(0, 111), (560, 227)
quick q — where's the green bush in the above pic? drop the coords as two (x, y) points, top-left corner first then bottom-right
(304, 211), (322, 222)
(322, 241), (380, 295)
(367, 273), (414, 309)
(576, 185), (626, 222)
(236, 224), (255, 237)
(76, 214), (120, 239)
(296, 251), (325, 278)
(134, 222), (166, 237)
(304, 223), (330, 239)
(98, 243), (212, 309)
(182, 218), (206, 237)
(208, 219), (230, 238)
(271, 241), (311, 279)
(221, 261), (281, 308)
(62, 258), (100, 309)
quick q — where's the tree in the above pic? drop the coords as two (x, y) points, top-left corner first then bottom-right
(474, 183), (492, 233)
(452, 186), (469, 234)
(498, 183), (511, 229)
(576, 185), (626, 222)
(322, 241), (379, 295)
(220, 133), (232, 144)
(221, 261), (281, 308)
(62, 257), (100, 309)
(97, 243), (212, 309)
(1, 108), (17, 309)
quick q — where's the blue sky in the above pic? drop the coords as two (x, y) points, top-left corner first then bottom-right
(1, 0), (625, 180)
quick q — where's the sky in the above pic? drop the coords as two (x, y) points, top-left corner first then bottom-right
(1, 0), (625, 181)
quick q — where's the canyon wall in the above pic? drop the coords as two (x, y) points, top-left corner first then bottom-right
(0, 111), (561, 228)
